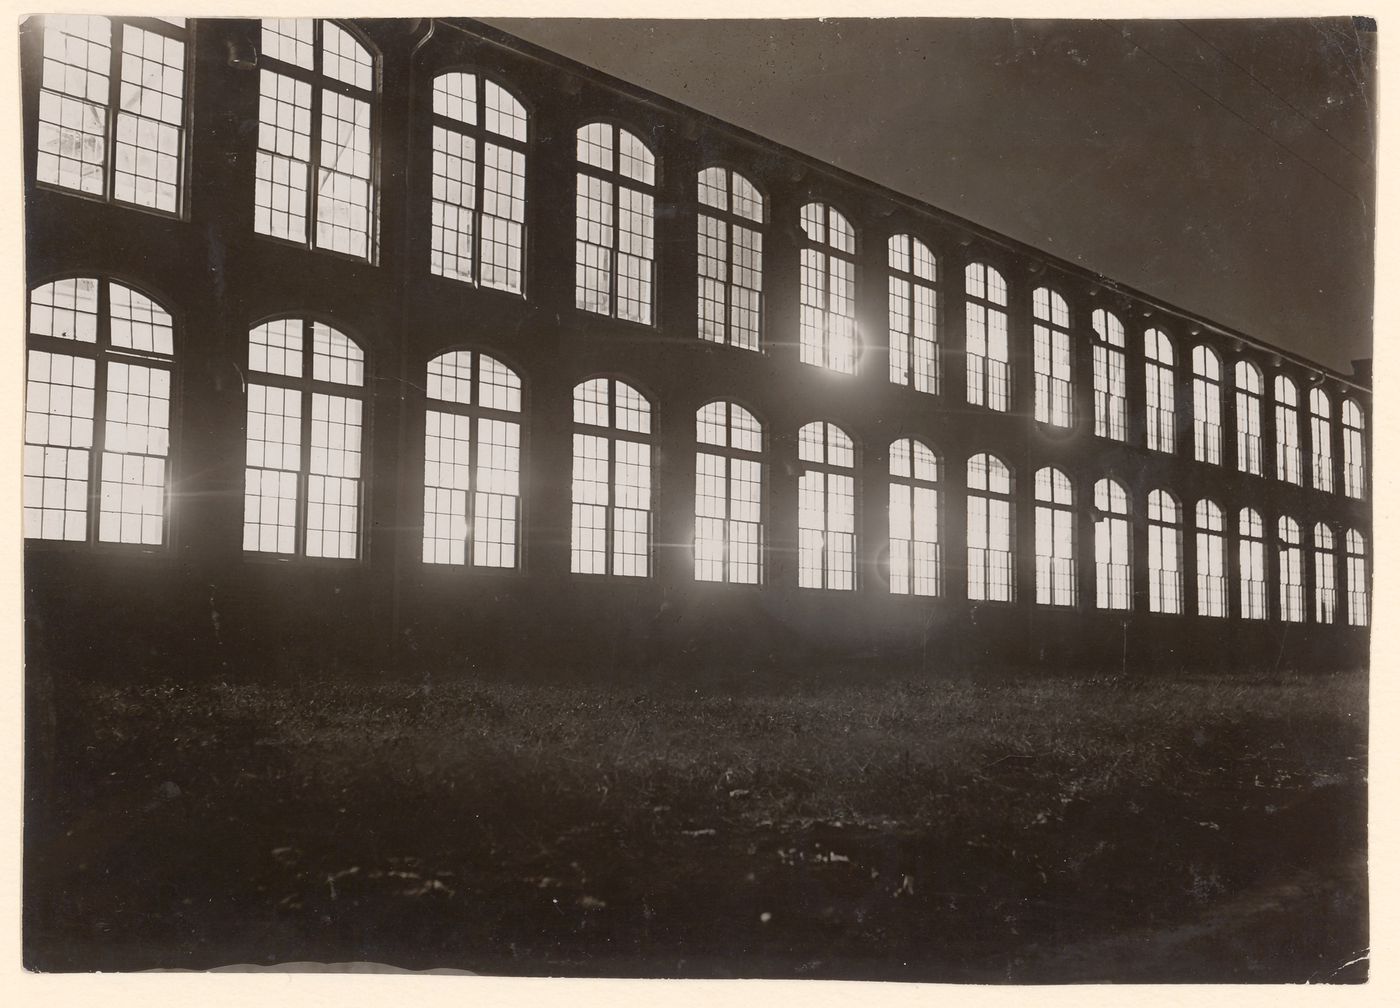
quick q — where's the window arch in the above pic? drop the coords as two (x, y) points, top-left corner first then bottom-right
(1235, 361), (1264, 476)
(1091, 309), (1127, 441)
(798, 421), (856, 589)
(1147, 490), (1184, 615)
(1345, 529), (1368, 626)
(1094, 478), (1131, 610)
(889, 438), (939, 596)
(1342, 399), (1366, 499)
(967, 453), (1014, 601)
(24, 277), (174, 544)
(422, 351), (522, 567)
(695, 401), (763, 584)
(965, 262), (1010, 411)
(1195, 500), (1227, 617)
(256, 19), (378, 259)
(1238, 507), (1267, 620)
(1033, 467), (1075, 606)
(1144, 328), (1175, 453)
(888, 235), (939, 394)
(698, 167), (764, 350)
(571, 377), (652, 576)
(1313, 524), (1336, 624)
(1309, 388), (1334, 492)
(576, 123), (656, 324)
(36, 15), (188, 213)
(429, 72), (527, 293)
(1278, 516), (1304, 623)
(1192, 346), (1223, 464)
(799, 203), (857, 373)
(1274, 375), (1302, 485)
(243, 317), (365, 558)
(1032, 288), (1072, 427)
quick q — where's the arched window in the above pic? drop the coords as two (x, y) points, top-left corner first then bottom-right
(695, 401), (763, 584)
(571, 378), (652, 576)
(1238, 507), (1267, 620)
(1342, 399), (1366, 499)
(24, 277), (174, 544)
(888, 235), (939, 394)
(967, 453), (1013, 601)
(1091, 309), (1127, 441)
(1192, 346), (1222, 464)
(1278, 516), (1304, 623)
(1274, 375), (1301, 485)
(798, 421), (856, 589)
(1235, 361), (1264, 476)
(1309, 388), (1334, 493)
(799, 203), (857, 373)
(1147, 490), (1183, 615)
(698, 167), (764, 350)
(576, 122), (655, 324)
(1195, 500), (1227, 617)
(36, 15), (188, 213)
(965, 263), (1009, 411)
(889, 438), (939, 596)
(256, 19), (377, 259)
(243, 318), (365, 558)
(1033, 467), (1075, 606)
(1313, 524), (1336, 624)
(1345, 529), (1368, 627)
(1144, 328), (1176, 453)
(1032, 288), (1072, 427)
(429, 72), (527, 293)
(1094, 478), (1131, 610)
(422, 351), (522, 567)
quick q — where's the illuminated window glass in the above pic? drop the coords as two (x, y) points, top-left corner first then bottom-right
(798, 421), (856, 589)
(1033, 466), (1075, 607)
(24, 277), (173, 545)
(1092, 309), (1127, 441)
(1094, 478), (1131, 611)
(422, 351), (523, 568)
(37, 15), (187, 213)
(575, 123), (655, 324)
(1238, 507), (1267, 620)
(698, 167), (764, 351)
(256, 19), (377, 259)
(1147, 490), (1183, 615)
(571, 378), (652, 576)
(889, 438), (939, 596)
(799, 204), (858, 373)
(1234, 361), (1264, 476)
(965, 263), (1009, 411)
(1313, 524), (1336, 625)
(1309, 388), (1334, 493)
(1191, 346), (1222, 465)
(967, 453), (1013, 601)
(888, 235), (938, 394)
(1277, 516), (1304, 623)
(1195, 500), (1227, 618)
(429, 73), (528, 294)
(243, 318), (365, 558)
(1144, 328), (1175, 453)
(1345, 529), (1368, 627)
(1032, 289), (1072, 427)
(1342, 399), (1366, 499)
(1274, 375), (1301, 485)
(695, 401), (763, 584)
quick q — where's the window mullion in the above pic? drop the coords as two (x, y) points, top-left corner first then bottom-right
(296, 322), (313, 556)
(86, 278), (112, 544)
(103, 22), (122, 201)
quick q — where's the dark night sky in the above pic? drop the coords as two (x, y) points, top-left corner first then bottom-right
(487, 17), (1376, 377)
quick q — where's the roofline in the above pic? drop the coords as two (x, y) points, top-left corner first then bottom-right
(438, 16), (1370, 395)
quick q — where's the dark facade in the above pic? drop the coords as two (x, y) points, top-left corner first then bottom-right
(21, 17), (1372, 684)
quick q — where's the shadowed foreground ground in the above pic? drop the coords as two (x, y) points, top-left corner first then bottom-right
(24, 668), (1367, 982)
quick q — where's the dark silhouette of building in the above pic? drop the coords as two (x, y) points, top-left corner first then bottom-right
(21, 17), (1371, 682)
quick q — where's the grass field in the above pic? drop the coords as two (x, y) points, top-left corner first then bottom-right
(24, 668), (1368, 981)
